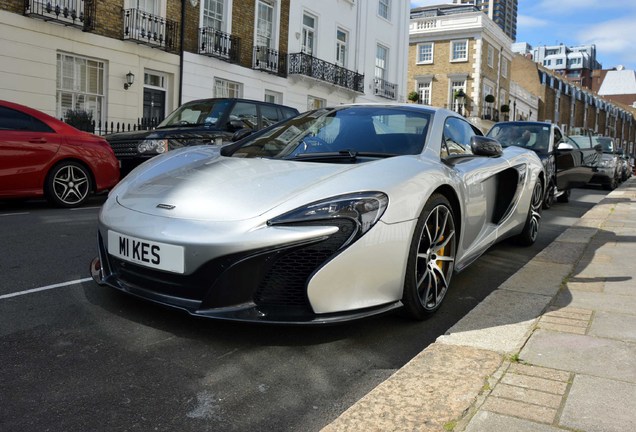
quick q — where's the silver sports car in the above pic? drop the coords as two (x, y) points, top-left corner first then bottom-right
(91, 104), (544, 324)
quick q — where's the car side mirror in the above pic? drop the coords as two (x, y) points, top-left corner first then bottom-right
(557, 142), (574, 151)
(471, 135), (503, 157)
(593, 144), (603, 152)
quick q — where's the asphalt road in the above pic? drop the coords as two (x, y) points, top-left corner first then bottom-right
(0, 187), (607, 432)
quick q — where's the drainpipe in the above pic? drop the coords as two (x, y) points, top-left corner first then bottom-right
(179, 0), (186, 106)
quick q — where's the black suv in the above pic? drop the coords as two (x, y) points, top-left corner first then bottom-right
(106, 98), (299, 177)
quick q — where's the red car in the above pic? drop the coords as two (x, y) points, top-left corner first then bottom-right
(0, 100), (119, 207)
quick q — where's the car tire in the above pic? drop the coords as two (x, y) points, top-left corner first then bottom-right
(556, 188), (570, 203)
(603, 176), (617, 191)
(515, 180), (543, 246)
(402, 193), (457, 320)
(542, 180), (555, 209)
(45, 161), (92, 208)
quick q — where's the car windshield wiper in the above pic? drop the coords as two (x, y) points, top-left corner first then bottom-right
(287, 150), (397, 162)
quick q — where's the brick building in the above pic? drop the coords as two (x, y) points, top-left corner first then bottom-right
(408, 4), (513, 129)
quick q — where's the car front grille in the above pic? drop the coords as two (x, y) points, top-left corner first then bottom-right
(108, 140), (138, 158)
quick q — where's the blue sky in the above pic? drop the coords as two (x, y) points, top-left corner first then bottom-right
(409, 0), (636, 71)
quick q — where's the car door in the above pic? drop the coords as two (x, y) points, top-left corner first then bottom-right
(0, 106), (63, 196)
(553, 126), (587, 189)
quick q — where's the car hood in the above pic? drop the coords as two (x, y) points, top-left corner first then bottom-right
(114, 148), (361, 221)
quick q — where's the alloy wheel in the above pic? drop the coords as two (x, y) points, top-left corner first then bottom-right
(52, 164), (90, 206)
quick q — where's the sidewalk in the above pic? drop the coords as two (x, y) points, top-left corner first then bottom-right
(323, 178), (636, 432)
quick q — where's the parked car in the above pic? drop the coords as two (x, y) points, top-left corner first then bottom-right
(587, 136), (621, 190)
(486, 121), (598, 209)
(616, 148), (632, 182)
(105, 98), (300, 178)
(91, 104), (544, 324)
(0, 100), (119, 208)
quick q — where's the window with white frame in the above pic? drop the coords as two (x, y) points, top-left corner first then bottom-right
(264, 89), (282, 104)
(308, 95), (326, 110)
(501, 58), (508, 78)
(214, 77), (241, 97)
(487, 44), (494, 68)
(451, 40), (468, 62)
(203, 0), (224, 31)
(302, 13), (316, 55)
(336, 28), (348, 67)
(56, 53), (105, 124)
(375, 44), (388, 80)
(418, 81), (432, 105)
(450, 80), (466, 112)
(135, 0), (160, 14)
(378, 0), (391, 20)
(483, 82), (494, 116)
(417, 42), (434, 64)
(256, 0), (274, 48)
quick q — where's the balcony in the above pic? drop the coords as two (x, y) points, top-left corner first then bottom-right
(198, 28), (240, 63)
(24, 0), (95, 31)
(123, 8), (178, 52)
(287, 53), (364, 94)
(253, 46), (287, 76)
(374, 78), (398, 100)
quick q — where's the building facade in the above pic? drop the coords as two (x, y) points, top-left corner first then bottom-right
(593, 67), (636, 108)
(512, 54), (636, 150)
(453, 0), (517, 41)
(513, 42), (602, 89)
(408, 5), (513, 128)
(0, 0), (409, 128)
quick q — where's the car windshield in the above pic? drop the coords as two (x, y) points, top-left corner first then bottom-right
(225, 106), (430, 161)
(156, 99), (232, 128)
(487, 123), (550, 153)
(595, 137), (615, 153)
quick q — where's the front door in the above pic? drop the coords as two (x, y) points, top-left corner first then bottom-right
(143, 88), (165, 127)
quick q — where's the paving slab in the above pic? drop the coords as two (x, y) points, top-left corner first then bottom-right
(520, 329), (636, 382)
(321, 344), (501, 432)
(552, 290), (636, 315)
(560, 375), (636, 432)
(589, 311), (636, 343)
(463, 411), (562, 432)
(437, 290), (551, 354)
(498, 261), (570, 297)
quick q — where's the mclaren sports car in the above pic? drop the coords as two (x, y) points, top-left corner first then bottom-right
(90, 104), (545, 324)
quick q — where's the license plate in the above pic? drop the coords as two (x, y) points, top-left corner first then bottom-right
(108, 230), (185, 274)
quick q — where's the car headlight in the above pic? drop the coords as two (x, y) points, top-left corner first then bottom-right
(269, 192), (389, 247)
(138, 139), (168, 154)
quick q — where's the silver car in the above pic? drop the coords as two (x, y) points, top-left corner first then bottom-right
(90, 104), (544, 324)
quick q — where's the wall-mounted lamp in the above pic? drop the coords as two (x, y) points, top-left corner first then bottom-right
(124, 71), (135, 90)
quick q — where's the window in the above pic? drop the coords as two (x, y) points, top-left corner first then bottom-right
(378, 0), (391, 20)
(501, 58), (508, 78)
(441, 117), (477, 158)
(0, 106), (54, 132)
(417, 43), (434, 64)
(302, 13), (316, 55)
(308, 95), (326, 110)
(556, 58), (563, 66)
(214, 78), (241, 97)
(203, 0), (224, 31)
(375, 44), (388, 80)
(229, 102), (258, 129)
(264, 90), (282, 104)
(336, 29), (348, 67)
(451, 40), (468, 62)
(418, 81), (431, 105)
(487, 44), (494, 68)
(256, 0), (274, 48)
(56, 53), (105, 124)
(135, 0), (159, 14)
(450, 80), (465, 112)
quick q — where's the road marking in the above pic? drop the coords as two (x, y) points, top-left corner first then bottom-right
(71, 207), (101, 211)
(0, 212), (29, 217)
(0, 278), (92, 300)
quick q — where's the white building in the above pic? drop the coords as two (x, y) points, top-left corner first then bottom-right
(1, 0), (410, 128)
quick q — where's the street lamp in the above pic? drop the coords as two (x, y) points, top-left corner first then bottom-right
(455, 89), (466, 116)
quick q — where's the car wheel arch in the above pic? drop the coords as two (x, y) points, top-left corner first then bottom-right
(45, 157), (96, 193)
(430, 184), (462, 244)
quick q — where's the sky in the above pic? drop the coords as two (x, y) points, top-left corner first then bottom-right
(409, 0), (636, 71)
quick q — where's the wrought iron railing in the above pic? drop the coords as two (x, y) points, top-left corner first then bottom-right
(24, 0), (95, 31)
(63, 117), (160, 135)
(253, 46), (286, 76)
(198, 28), (240, 63)
(374, 78), (398, 100)
(287, 53), (364, 93)
(123, 8), (178, 52)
